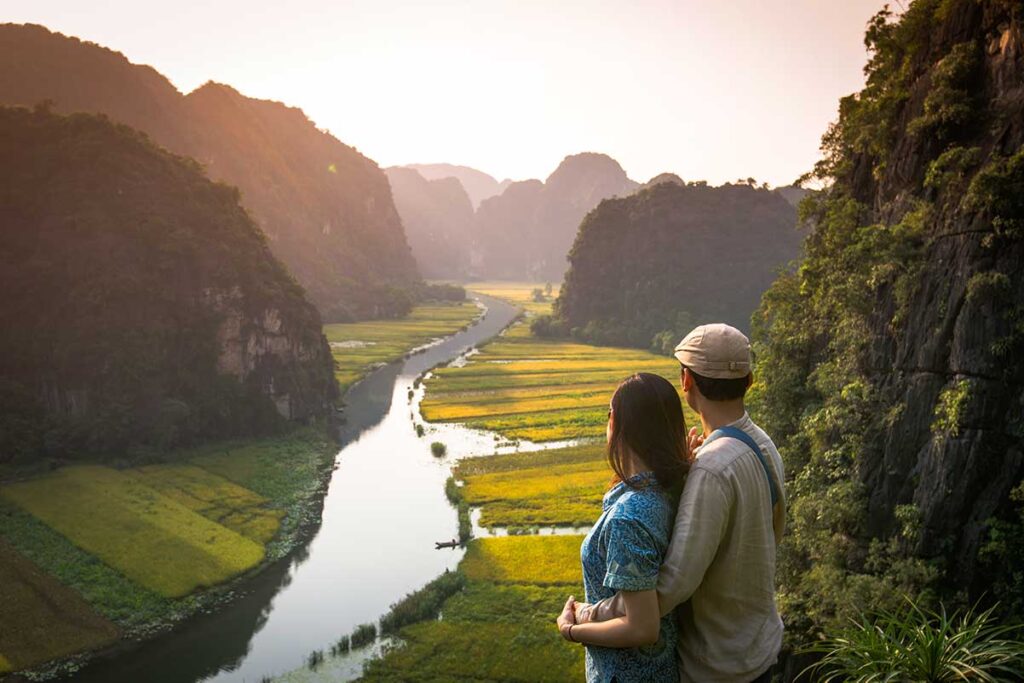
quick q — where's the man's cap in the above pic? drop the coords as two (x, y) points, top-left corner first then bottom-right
(673, 324), (752, 379)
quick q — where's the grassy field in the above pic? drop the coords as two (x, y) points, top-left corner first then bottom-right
(0, 424), (338, 676)
(422, 336), (692, 442)
(0, 465), (266, 598)
(325, 301), (482, 391)
(360, 535), (585, 682)
(0, 538), (120, 673)
(456, 443), (608, 528)
(465, 281), (559, 316)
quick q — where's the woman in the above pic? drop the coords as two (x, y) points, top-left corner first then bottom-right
(556, 372), (690, 683)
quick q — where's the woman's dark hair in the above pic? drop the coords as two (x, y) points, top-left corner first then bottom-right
(607, 372), (691, 491)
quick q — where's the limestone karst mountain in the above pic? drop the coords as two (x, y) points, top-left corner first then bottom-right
(384, 167), (475, 279)
(0, 106), (337, 463)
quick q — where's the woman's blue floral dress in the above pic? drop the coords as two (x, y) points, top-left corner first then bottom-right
(580, 471), (678, 683)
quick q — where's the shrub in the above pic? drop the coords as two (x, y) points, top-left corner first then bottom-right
(379, 570), (466, 634)
(350, 622), (377, 649)
(801, 600), (1024, 682)
(430, 442), (447, 458)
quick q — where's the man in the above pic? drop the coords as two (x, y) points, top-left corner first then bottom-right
(573, 323), (786, 682)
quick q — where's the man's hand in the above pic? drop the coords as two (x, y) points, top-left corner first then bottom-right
(574, 600), (595, 623)
(556, 595), (576, 640)
(688, 425), (704, 455)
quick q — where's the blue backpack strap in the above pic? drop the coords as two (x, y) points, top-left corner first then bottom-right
(704, 426), (778, 506)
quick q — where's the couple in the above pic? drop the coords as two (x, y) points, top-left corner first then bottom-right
(555, 324), (786, 683)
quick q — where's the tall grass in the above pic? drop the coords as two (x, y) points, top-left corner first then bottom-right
(801, 600), (1024, 682)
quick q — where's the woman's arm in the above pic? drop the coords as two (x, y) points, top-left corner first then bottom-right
(556, 592), (661, 648)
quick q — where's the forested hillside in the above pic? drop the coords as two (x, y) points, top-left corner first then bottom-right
(0, 23), (420, 321)
(384, 167), (475, 278)
(749, 0), (1024, 659)
(547, 179), (800, 350)
(473, 153), (638, 279)
(0, 106), (337, 464)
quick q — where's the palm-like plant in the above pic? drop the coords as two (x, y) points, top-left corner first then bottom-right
(800, 600), (1024, 682)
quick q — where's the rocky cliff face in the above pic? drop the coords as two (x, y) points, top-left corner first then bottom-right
(0, 107), (337, 463)
(473, 153), (639, 279)
(751, 0), (1024, 648)
(0, 23), (420, 322)
(384, 167), (475, 278)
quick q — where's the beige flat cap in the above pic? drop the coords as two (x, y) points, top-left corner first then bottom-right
(674, 324), (752, 379)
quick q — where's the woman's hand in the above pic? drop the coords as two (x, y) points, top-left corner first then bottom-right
(688, 426), (704, 455)
(556, 595), (576, 640)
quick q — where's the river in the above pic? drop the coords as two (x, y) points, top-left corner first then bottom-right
(72, 294), (546, 683)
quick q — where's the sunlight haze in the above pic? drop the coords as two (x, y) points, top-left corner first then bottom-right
(7, 0), (884, 185)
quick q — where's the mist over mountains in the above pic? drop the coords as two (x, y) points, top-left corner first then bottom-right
(0, 23), (420, 322)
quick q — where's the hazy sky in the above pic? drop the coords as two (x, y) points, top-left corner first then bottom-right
(8, 0), (886, 185)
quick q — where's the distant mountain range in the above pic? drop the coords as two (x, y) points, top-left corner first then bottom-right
(0, 23), (420, 322)
(389, 153), (640, 280)
(404, 163), (511, 209)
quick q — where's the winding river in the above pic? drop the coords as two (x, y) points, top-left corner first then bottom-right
(73, 294), (539, 683)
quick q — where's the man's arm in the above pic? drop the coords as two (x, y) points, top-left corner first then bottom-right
(578, 467), (731, 621)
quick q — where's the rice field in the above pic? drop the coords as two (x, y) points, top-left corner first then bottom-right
(324, 301), (482, 391)
(130, 465), (284, 543)
(0, 466), (266, 598)
(0, 539), (119, 673)
(456, 443), (608, 528)
(465, 281), (559, 316)
(422, 337), (693, 442)
(360, 535), (584, 682)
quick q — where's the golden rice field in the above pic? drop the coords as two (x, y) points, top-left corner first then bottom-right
(0, 465), (265, 598)
(324, 301), (482, 391)
(0, 539), (119, 673)
(361, 534), (585, 682)
(130, 464), (284, 544)
(422, 336), (695, 442)
(465, 281), (559, 317)
(456, 443), (608, 528)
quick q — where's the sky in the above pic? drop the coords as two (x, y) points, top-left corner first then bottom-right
(7, 0), (888, 185)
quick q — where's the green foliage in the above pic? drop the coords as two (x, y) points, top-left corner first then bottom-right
(379, 570), (466, 635)
(924, 146), (982, 191)
(801, 600), (1024, 682)
(417, 282), (467, 302)
(444, 476), (472, 543)
(966, 148), (1024, 242)
(430, 441), (447, 458)
(932, 380), (971, 437)
(350, 622), (377, 649)
(0, 107), (336, 465)
(907, 42), (981, 142)
(980, 482), (1024, 620)
(553, 182), (800, 349)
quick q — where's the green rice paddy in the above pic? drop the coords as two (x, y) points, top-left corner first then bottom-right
(324, 301), (482, 391)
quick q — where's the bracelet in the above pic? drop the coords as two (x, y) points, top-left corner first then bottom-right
(567, 624), (575, 642)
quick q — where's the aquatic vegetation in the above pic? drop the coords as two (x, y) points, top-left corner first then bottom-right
(324, 301), (481, 391)
(0, 539), (119, 672)
(350, 622), (378, 649)
(0, 466), (265, 598)
(430, 441), (447, 458)
(379, 570), (466, 635)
